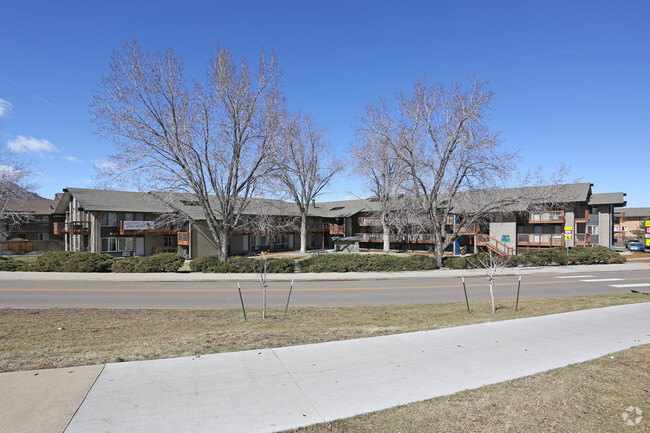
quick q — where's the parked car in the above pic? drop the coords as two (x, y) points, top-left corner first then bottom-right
(627, 241), (646, 252)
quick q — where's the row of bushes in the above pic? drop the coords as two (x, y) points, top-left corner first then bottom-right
(189, 255), (295, 273)
(299, 254), (438, 273)
(442, 246), (626, 269)
(0, 252), (185, 273)
(0, 246), (626, 273)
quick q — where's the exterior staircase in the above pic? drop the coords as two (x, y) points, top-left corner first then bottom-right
(476, 234), (515, 256)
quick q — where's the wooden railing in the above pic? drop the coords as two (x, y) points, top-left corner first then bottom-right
(359, 232), (438, 244)
(329, 224), (344, 235)
(358, 217), (381, 226)
(476, 234), (515, 255)
(528, 210), (565, 224)
(574, 210), (590, 223)
(53, 221), (90, 235)
(574, 233), (590, 246)
(517, 233), (564, 247)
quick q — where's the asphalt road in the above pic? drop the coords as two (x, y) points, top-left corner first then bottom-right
(2, 269), (650, 309)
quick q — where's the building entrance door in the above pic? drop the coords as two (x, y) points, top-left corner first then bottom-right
(135, 237), (145, 256)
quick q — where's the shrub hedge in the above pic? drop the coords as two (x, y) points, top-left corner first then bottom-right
(0, 256), (26, 271)
(442, 246), (625, 269)
(299, 254), (438, 273)
(111, 253), (185, 273)
(28, 251), (115, 272)
(191, 255), (296, 273)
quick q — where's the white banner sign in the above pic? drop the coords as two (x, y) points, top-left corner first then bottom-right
(123, 221), (155, 231)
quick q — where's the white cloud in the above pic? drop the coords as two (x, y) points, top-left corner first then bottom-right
(64, 156), (82, 163)
(0, 164), (22, 177)
(8, 135), (59, 155)
(0, 98), (12, 117)
(94, 160), (118, 171)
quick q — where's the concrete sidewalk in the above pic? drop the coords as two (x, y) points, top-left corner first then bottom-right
(1, 261), (650, 282)
(10, 302), (635, 432)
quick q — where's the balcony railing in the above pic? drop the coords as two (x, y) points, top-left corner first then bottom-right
(119, 221), (179, 235)
(358, 217), (381, 226)
(517, 233), (564, 247)
(574, 210), (590, 223)
(359, 232), (438, 244)
(53, 221), (90, 235)
(329, 224), (344, 235)
(574, 233), (590, 246)
(8, 222), (51, 233)
(476, 234), (515, 255)
(528, 210), (565, 224)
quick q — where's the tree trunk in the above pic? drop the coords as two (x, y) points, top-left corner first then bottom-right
(300, 214), (307, 253)
(382, 219), (390, 254)
(488, 276), (495, 314)
(218, 229), (229, 262)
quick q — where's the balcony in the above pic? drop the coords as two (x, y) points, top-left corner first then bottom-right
(119, 221), (179, 235)
(574, 233), (590, 246)
(329, 224), (344, 236)
(574, 210), (590, 223)
(53, 221), (90, 235)
(177, 231), (190, 246)
(359, 232), (437, 244)
(528, 210), (565, 224)
(517, 233), (564, 247)
(454, 222), (479, 235)
(358, 217), (381, 226)
(9, 222), (51, 233)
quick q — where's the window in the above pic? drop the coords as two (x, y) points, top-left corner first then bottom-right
(118, 237), (134, 251)
(622, 226), (628, 232)
(102, 237), (133, 252)
(101, 212), (117, 226)
(163, 235), (175, 247)
(123, 213), (134, 221)
(102, 237), (117, 252)
(587, 225), (599, 235)
(38, 233), (49, 241)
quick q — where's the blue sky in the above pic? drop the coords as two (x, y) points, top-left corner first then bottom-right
(1, 1), (648, 206)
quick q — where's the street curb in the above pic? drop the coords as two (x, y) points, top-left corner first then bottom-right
(1, 262), (650, 282)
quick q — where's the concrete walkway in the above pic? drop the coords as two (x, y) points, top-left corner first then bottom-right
(3, 302), (642, 433)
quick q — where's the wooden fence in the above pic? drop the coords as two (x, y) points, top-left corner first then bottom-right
(0, 240), (64, 255)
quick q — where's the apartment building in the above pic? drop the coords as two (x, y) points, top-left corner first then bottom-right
(49, 183), (625, 259)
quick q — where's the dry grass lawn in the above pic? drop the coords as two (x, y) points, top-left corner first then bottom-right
(0, 294), (647, 373)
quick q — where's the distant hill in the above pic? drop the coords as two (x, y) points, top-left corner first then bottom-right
(3, 182), (43, 199)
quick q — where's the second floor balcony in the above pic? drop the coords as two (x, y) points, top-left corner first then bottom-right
(53, 221), (90, 235)
(119, 221), (180, 235)
(517, 233), (565, 247)
(528, 210), (565, 224)
(9, 222), (51, 233)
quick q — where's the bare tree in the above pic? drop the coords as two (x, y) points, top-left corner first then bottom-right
(274, 114), (341, 253)
(388, 74), (520, 267)
(0, 143), (36, 241)
(91, 39), (285, 261)
(350, 100), (407, 253)
(471, 249), (513, 313)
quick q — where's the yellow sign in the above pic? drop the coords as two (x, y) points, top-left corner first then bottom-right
(646, 221), (650, 227)
(564, 235), (572, 240)
(647, 239), (650, 247)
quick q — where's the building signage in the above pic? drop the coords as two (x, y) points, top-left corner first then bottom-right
(123, 221), (155, 231)
(501, 235), (510, 243)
